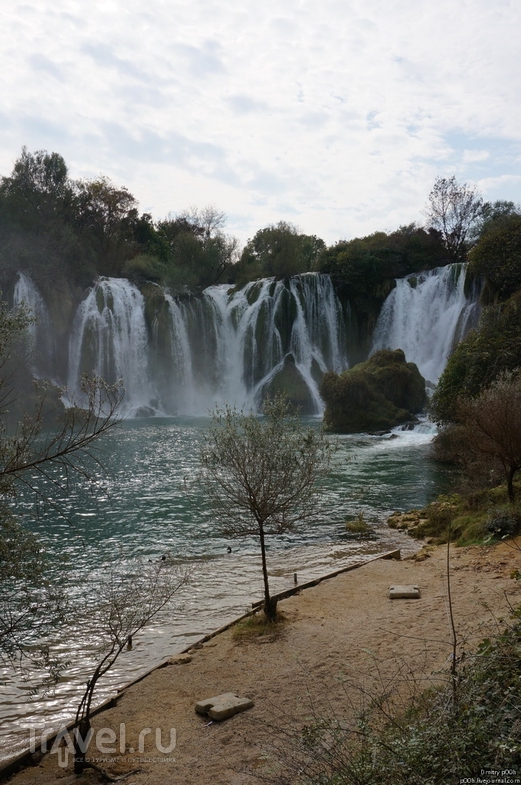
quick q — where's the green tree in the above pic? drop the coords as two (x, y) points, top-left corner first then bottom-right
(73, 176), (138, 274)
(469, 199), (520, 243)
(319, 225), (446, 298)
(236, 222), (325, 284)
(140, 206), (238, 292)
(424, 176), (483, 262)
(0, 146), (72, 232)
(200, 396), (331, 621)
(0, 148), (95, 288)
(467, 213), (521, 301)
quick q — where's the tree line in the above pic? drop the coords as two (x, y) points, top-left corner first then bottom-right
(1, 147), (516, 302)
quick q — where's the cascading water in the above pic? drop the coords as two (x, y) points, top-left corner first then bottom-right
(67, 273), (349, 416)
(371, 264), (480, 384)
(12, 272), (55, 377)
(14, 265), (481, 416)
(67, 278), (155, 416)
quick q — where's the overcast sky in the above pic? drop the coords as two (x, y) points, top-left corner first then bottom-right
(1, 0), (520, 245)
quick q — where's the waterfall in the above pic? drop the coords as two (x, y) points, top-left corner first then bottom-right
(67, 273), (349, 416)
(371, 264), (480, 384)
(16, 265), (480, 417)
(12, 272), (55, 376)
(68, 278), (155, 416)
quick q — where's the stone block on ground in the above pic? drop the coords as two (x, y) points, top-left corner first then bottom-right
(195, 692), (254, 721)
(389, 584), (421, 599)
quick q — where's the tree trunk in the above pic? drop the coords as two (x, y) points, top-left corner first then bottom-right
(73, 718), (91, 774)
(507, 466), (516, 503)
(259, 523), (277, 622)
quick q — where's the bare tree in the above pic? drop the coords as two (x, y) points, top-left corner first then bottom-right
(179, 205), (227, 240)
(0, 297), (122, 664)
(456, 371), (521, 502)
(71, 561), (188, 778)
(200, 395), (331, 621)
(424, 176), (483, 262)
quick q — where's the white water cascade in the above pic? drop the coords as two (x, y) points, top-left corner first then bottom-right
(12, 271), (55, 377)
(68, 278), (153, 416)
(67, 273), (349, 416)
(12, 265), (481, 416)
(371, 264), (480, 384)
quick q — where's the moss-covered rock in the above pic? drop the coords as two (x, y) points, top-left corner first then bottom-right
(263, 353), (316, 414)
(321, 348), (426, 433)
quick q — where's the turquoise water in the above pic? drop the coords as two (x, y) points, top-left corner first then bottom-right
(1, 417), (450, 762)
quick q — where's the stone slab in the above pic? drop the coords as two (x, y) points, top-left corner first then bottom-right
(389, 584), (421, 599)
(195, 692), (254, 721)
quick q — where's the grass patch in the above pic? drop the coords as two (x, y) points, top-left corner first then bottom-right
(345, 511), (373, 537)
(404, 486), (521, 545)
(232, 609), (288, 642)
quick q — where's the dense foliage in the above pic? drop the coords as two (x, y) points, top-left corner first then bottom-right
(468, 213), (521, 302)
(0, 149), (238, 294)
(0, 147), (481, 306)
(234, 221), (325, 284)
(319, 224), (447, 303)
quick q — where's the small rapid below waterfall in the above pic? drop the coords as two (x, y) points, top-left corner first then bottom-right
(13, 264), (481, 414)
(371, 264), (480, 384)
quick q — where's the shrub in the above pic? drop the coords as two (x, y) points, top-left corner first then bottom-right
(486, 509), (521, 539)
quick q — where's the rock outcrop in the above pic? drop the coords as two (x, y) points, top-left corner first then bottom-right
(321, 348), (426, 433)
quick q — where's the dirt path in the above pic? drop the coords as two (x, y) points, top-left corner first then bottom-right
(7, 540), (521, 785)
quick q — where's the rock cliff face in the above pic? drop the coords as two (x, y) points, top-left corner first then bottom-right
(321, 348), (426, 433)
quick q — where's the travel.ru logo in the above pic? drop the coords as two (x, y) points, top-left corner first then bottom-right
(22, 723), (176, 768)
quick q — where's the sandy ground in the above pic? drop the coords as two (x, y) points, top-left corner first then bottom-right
(6, 539), (521, 785)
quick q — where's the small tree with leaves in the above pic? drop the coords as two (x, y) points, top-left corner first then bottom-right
(200, 395), (331, 621)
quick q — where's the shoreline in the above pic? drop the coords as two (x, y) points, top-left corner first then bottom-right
(0, 531), (415, 768)
(6, 539), (521, 785)
(0, 548), (402, 779)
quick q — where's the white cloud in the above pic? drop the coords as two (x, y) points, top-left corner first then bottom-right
(0, 0), (520, 244)
(463, 150), (490, 164)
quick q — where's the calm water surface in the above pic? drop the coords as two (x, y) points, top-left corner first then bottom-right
(1, 417), (450, 762)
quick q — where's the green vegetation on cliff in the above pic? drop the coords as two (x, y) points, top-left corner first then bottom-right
(321, 349), (426, 433)
(430, 206), (521, 517)
(431, 291), (521, 424)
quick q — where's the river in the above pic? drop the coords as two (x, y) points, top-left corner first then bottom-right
(0, 416), (449, 764)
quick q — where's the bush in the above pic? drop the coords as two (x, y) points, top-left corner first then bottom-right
(321, 349), (426, 434)
(486, 509), (521, 539)
(468, 214), (521, 301)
